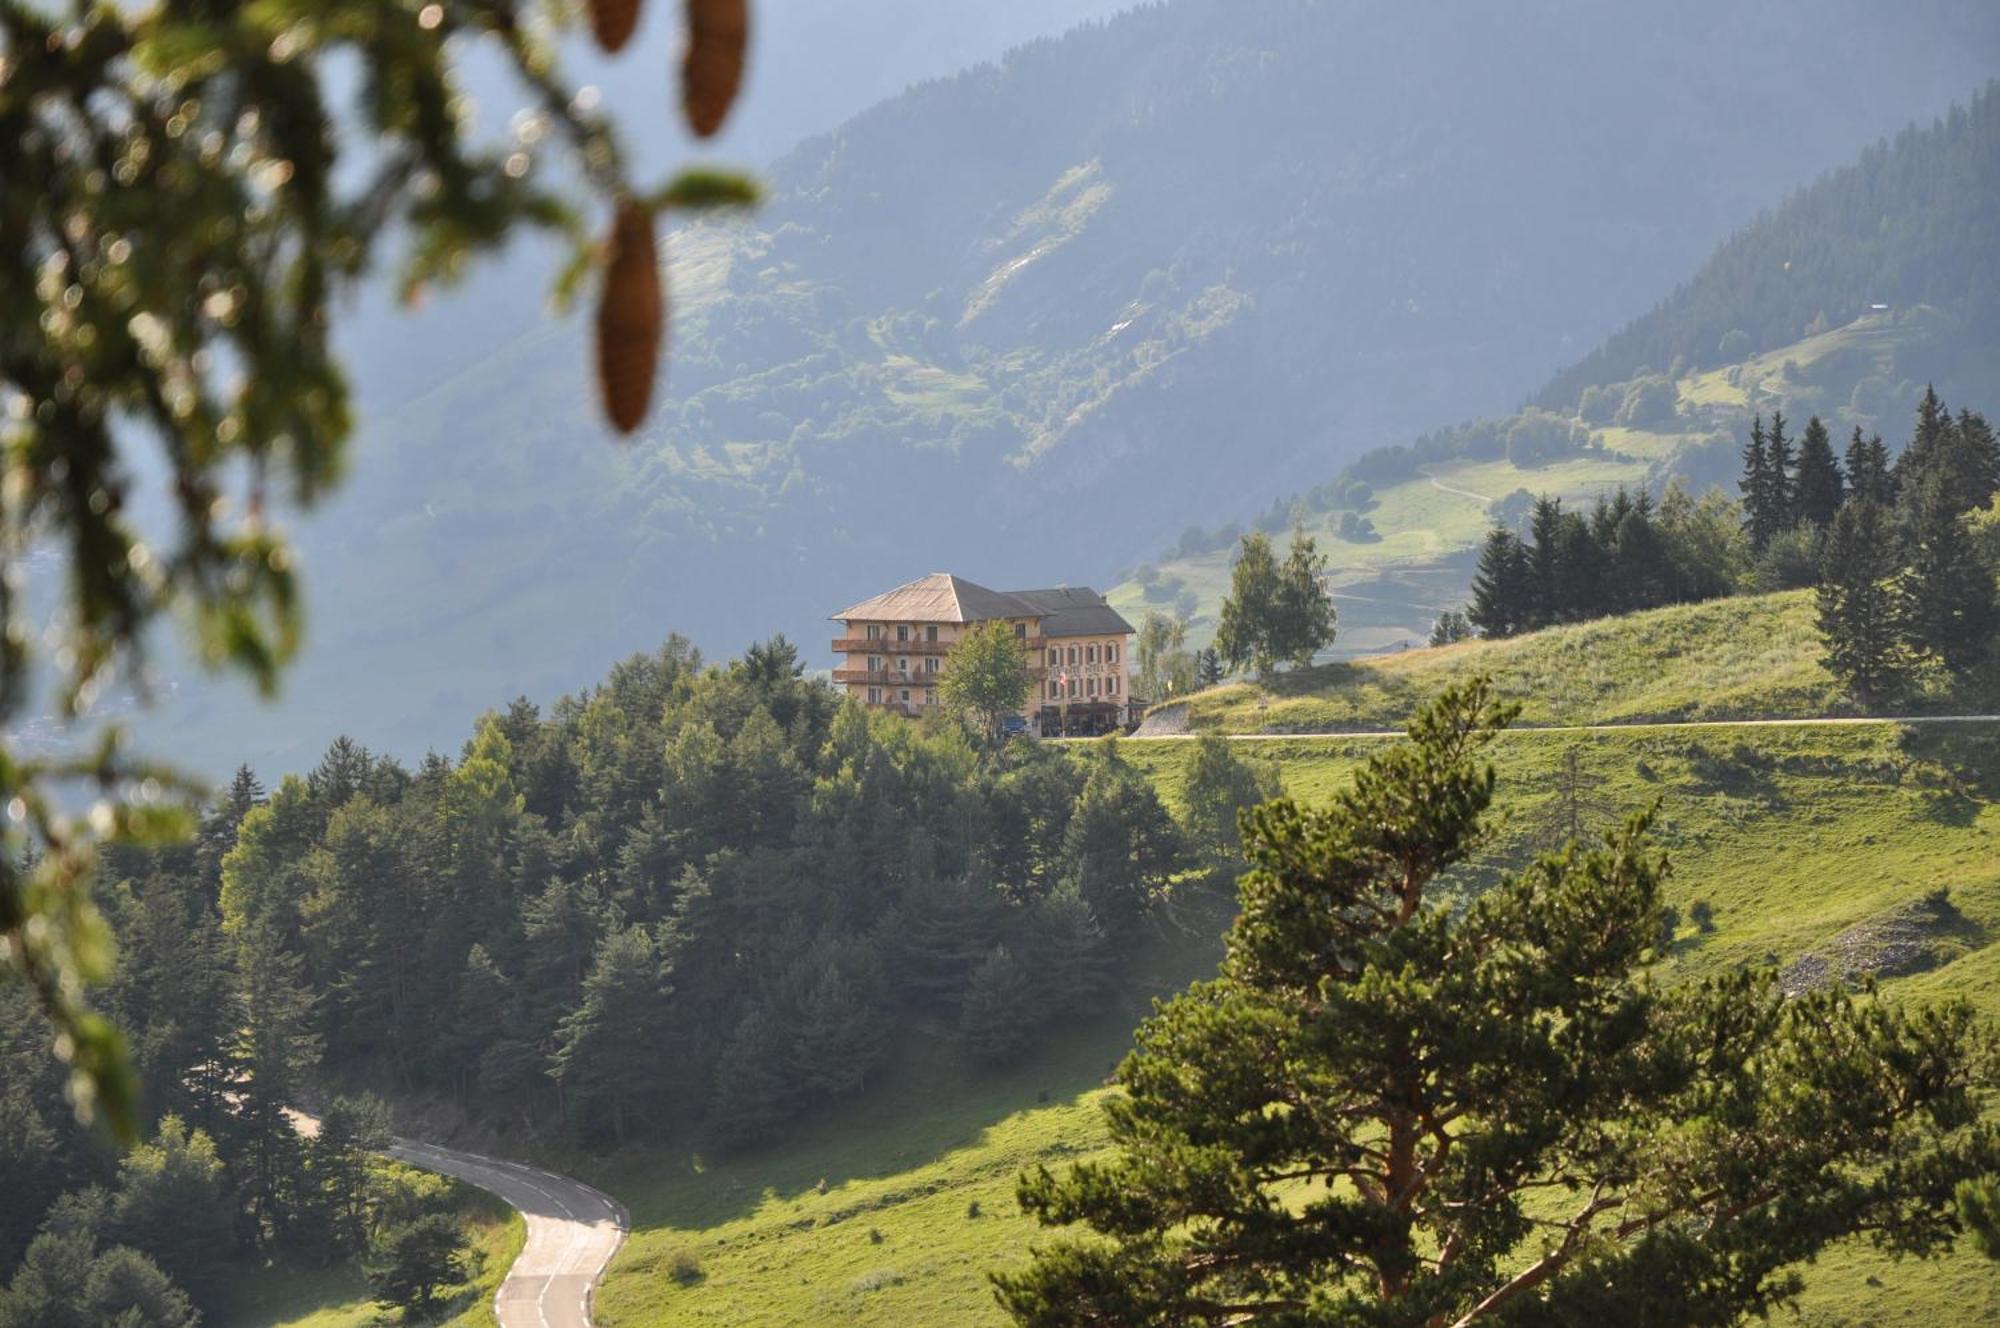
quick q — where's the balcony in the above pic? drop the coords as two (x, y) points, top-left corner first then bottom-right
(835, 665), (1045, 685)
(833, 667), (939, 686)
(832, 636), (954, 655)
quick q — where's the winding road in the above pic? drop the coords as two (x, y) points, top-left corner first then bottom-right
(387, 1137), (626, 1328)
(289, 1111), (625, 1328)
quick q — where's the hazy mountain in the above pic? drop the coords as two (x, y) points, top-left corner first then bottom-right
(142, 0), (2000, 776)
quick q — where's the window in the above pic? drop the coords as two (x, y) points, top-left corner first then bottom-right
(1049, 681), (1059, 700)
(867, 687), (881, 704)
(1106, 643), (1118, 664)
(897, 657), (909, 674)
(897, 624), (909, 641)
(925, 656), (939, 673)
(1014, 622), (1026, 638)
(868, 655), (882, 672)
(1087, 644), (1098, 665)
(925, 687), (936, 706)
(1109, 676), (1119, 695)
(900, 688), (911, 702)
(1068, 678), (1079, 698)
(866, 623), (881, 640)
(1067, 646), (1078, 666)
(1088, 676), (1098, 697)
(926, 624), (939, 642)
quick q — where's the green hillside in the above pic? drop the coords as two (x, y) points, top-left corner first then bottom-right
(1164, 589), (1856, 733)
(584, 716), (2000, 1327)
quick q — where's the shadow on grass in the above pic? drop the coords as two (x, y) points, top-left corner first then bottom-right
(592, 923), (1226, 1234)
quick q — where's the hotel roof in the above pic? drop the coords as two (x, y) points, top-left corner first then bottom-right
(833, 574), (1133, 637)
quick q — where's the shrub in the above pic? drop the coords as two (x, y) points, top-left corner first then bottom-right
(669, 1248), (706, 1286)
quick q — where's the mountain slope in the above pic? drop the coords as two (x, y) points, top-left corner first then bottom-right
(135, 0), (2000, 776)
(1540, 82), (2000, 409)
(1107, 84), (2000, 656)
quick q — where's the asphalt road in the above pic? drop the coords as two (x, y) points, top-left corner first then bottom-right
(384, 1137), (627, 1328)
(1125, 713), (2000, 741)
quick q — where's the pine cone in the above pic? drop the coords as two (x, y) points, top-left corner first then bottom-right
(588, 0), (644, 54)
(681, 0), (748, 139)
(595, 201), (665, 434)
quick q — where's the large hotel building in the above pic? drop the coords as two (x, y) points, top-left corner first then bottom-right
(830, 573), (1136, 735)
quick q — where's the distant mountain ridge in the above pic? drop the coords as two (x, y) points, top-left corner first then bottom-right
(1540, 82), (2000, 411)
(133, 0), (2000, 776)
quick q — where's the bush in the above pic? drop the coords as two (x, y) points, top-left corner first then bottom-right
(1616, 375), (1681, 430)
(668, 1248), (705, 1286)
(1505, 409), (1588, 466)
(1749, 524), (1822, 592)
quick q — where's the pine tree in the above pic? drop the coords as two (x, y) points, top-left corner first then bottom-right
(789, 956), (886, 1100)
(1741, 414), (1774, 549)
(1526, 496), (1566, 627)
(1897, 384), (1955, 493)
(1020, 885), (1109, 1017)
(959, 945), (1035, 1065)
(707, 1005), (797, 1149)
(995, 683), (1996, 1328)
(1902, 468), (1998, 678)
(1196, 648), (1224, 688)
(1743, 412), (1796, 549)
(1467, 528), (1530, 638)
(1792, 415), (1845, 527)
(1817, 497), (1908, 702)
(1178, 734), (1280, 864)
(1845, 426), (1894, 506)
(231, 924), (322, 1248)
(549, 927), (670, 1144)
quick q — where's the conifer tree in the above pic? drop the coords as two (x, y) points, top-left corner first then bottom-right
(1468, 528), (1530, 638)
(1902, 469), (1998, 678)
(1021, 886), (1109, 1017)
(708, 1005), (798, 1149)
(1792, 415), (1845, 528)
(231, 924), (322, 1248)
(1196, 648), (1224, 689)
(1897, 385), (1956, 493)
(1742, 412), (1795, 549)
(550, 927), (670, 1144)
(1526, 495), (1567, 626)
(995, 682), (1996, 1328)
(959, 945), (1036, 1064)
(1817, 497), (1909, 702)
(1846, 426), (1895, 506)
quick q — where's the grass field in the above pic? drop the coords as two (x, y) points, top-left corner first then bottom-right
(1171, 589), (1867, 733)
(580, 712), (2000, 1327)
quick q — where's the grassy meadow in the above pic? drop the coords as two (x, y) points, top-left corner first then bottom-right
(584, 714), (2000, 1327)
(1172, 589), (1864, 733)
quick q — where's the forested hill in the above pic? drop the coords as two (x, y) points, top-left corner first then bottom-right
(134, 0), (2000, 779)
(1540, 82), (2000, 409)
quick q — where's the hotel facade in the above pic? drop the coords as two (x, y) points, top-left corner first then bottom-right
(830, 573), (1136, 735)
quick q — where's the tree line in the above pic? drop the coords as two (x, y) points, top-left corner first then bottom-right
(1459, 390), (2000, 710)
(1816, 388), (2000, 698)
(1467, 482), (1742, 637)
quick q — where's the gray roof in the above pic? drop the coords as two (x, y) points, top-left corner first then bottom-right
(832, 573), (1035, 623)
(833, 574), (1132, 636)
(1003, 587), (1134, 638)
